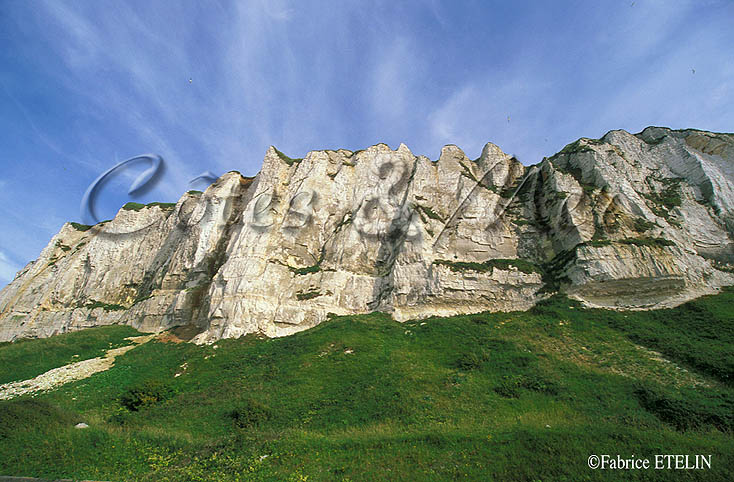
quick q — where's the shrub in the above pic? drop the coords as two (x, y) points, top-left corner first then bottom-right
(146, 202), (176, 210)
(433, 258), (542, 275)
(632, 217), (656, 233)
(495, 375), (522, 398)
(619, 237), (675, 248)
(108, 407), (133, 426)
(122, 202), (146, 211)
(296, 290), (321, 300)
(227, 399), (272, 428)
(290, 264), (321, 275)
(584, 239), (612, 248)
(122, 201), (175, 212)
(70, 222), (92, 231)
(642, 177), (683, 216)
(454, 349), (491, 371)
(273, 147), (302, 166)
(83, 299), (127, 311)
(635, 385), (733, 432)
(120, 380), (175, 411)
(494, 374), (557, 398)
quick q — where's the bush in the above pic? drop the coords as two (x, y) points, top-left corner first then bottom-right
(619, 237), (675, 248)
(454, 349), (491, 371)
(632, 217), (656, 233)
(83, 299), (127, 311)
(227, 399), (272, 428)
(583, 239), (612, 248)
(635, 385), (733, 432)
(433, 258), (542, 275)
(290, 264), (321, 275)
(70, 222), (92, 231)
(108, 407), (133, 426)
(120, 380), (175, 411)
(273, 147), (302, 166)
(296, 290), (321, 300)
(495, 376), (522, 398)
(494, 374), (558, 398)
(122, 202), (146, 211)
(122, 201), (176, 212)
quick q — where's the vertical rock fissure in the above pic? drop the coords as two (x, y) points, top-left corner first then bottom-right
(368, 155), (420, 311)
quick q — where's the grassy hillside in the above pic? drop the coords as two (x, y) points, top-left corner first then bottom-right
(0, 324), (140, 384)
(1, 291), (733, 481)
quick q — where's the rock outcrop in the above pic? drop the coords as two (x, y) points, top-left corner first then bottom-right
(1, 127), (733, 343)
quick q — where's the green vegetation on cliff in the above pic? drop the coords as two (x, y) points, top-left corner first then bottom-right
(122, 201), (176, 212)
(433, 258), (543, 275)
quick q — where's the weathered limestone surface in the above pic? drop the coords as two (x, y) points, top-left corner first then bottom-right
(1, 127), (733, 343)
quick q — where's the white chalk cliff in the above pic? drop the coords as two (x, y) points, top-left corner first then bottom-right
(1, 127), (733, 343)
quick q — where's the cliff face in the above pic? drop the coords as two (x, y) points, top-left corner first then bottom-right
(1, 127), (733, 343)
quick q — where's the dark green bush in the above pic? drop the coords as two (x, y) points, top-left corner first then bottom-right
(290, 264), (321, 275)
(632, 217), (656, 233)
(108, 407), (133, 426)
(454, 349), (491, 371)
(584, 239), (612, 248)
(296, 290), (321, 300)
(83, 299), (126, 311)
(227, 399), (272, 428)
(433, 258), (542, 275)
(120, 380), (175, 411)
(494, 374), (558, 398)
(619, 237), (675, 248)
(70, 222), (92, 231)
(122, 202), (146, 211)
(273, 147), (302, 166)
(635, 385), (733, 432)
(122, 201), (175, 212)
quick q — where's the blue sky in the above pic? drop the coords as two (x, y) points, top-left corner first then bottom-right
(0, 0), (733, 286)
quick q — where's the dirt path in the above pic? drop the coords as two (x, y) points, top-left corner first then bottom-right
(0, 334), (155, 400)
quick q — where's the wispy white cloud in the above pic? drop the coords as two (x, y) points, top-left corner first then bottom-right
(0, 0), (732, 275)
(369, 37), (419, 121)
(430, 84), (478, 148)
(426, 0), (734, 162)
(0, 250), (21, 287)
(261, 0), (295, 21)
(0, 81), (96, 170)
(427, 71), (555, 161)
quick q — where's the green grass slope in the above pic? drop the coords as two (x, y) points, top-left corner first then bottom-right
(1, 290), (733, 481)
(0, 325), (140, 384)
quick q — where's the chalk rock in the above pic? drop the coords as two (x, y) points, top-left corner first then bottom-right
(1, 128), (733, 343)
